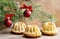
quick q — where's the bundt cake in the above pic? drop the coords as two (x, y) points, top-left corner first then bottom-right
(11, 22), (26, 34)
(24, 24), (42, 38)
(41, 22), (58, 35)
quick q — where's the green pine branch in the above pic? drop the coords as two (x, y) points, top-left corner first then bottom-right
(0, 0), (57, 24)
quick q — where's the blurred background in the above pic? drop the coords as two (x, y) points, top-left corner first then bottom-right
(34, 0), (60, 27)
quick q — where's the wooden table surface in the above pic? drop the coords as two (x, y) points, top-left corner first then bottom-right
(0, 27), (60, 39)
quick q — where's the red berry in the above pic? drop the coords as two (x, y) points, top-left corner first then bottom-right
(4, 19), (12, 27)
(24, 9), (31, 18)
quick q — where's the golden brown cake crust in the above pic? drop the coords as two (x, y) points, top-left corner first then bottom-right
(24, 33), (41, 38)
(41, 30), (57, 36)
(24, 24), (42, 38)
(11, 30), (24, 34)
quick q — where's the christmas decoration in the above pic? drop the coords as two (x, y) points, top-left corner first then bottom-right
(4, 19), (12, 27)
(4, 14), (14, 21)
(4, 14), (14, 27)
(20, 4), (33, 12)
(24, 9), (31, 18)
(0, 0), (56, 30)
(20, 4), (32, 18)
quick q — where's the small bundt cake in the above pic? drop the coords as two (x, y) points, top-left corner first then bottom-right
(11, 22), (26, 34)
(24, 24), (42, 38)
(41, 22), (58, 35)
